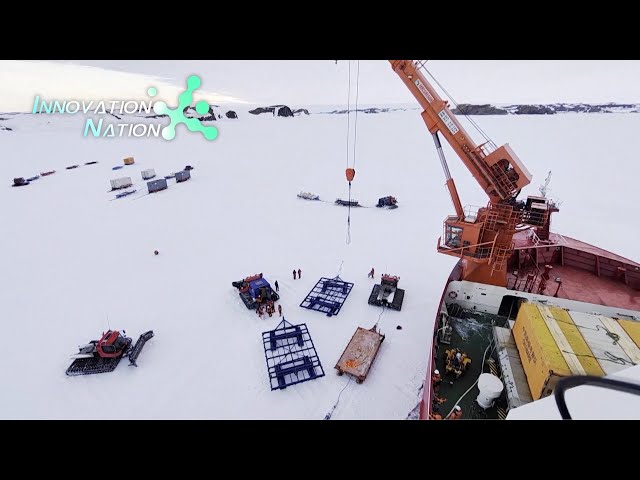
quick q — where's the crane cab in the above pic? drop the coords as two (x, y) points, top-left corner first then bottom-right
(440, 215), (486, 258)
(96, 330), (130, 358)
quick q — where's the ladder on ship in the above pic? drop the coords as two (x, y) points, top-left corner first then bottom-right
(489, 160), (520, 199)
(491, 243), (513, 276)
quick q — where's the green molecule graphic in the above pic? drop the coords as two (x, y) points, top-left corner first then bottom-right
(151, 75), (219, 141)
(196, 101), (210, 115)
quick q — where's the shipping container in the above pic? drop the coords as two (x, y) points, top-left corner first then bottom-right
(512, 303), (640, 400)
(110, 177), (133, 190)
(123, 157), (135, 165)
(175, 170), (191, 183)
(147, 178), (168, 193)
(141, 169), (156, 180)
(512, 303), (570, 400)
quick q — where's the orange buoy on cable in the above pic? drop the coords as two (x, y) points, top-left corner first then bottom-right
(346, 168), (355, 182)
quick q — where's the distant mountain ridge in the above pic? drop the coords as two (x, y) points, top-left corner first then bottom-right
(451, 103), (640, 115)
(3, 103), (639, 126)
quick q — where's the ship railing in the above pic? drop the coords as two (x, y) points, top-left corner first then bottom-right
(463, 205), (482, 222)
(438, 237), (495, 259)
(553, 232), (569, 246)
(527, 229), (568, 248)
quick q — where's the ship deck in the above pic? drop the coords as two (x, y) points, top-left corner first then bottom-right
(433, 309), (509, 420)
(513, 231), (640, 268)
(533, 263), (640, 311)
(509, 230), (640, 312)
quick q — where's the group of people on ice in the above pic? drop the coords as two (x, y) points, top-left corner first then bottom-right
(257, 299), (282, 319)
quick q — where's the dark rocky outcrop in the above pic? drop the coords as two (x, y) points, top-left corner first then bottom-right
(328, 107), (390, 114)
(248, 107), (272, 115)
(249, 105), (294, 117)
(276, 106), (293, 117)
(512, 105), (556, 115)
(183, 105), (217, 121)
(226, 110), (238, 119)
(452, 104), (508, 115)
(451, 103), (640, 115)
(0, 126), (12, 131)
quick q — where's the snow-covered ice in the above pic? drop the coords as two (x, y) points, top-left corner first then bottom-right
(1, 108), (639, 419)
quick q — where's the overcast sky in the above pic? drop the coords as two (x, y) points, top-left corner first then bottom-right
(1, 60), (640, 112)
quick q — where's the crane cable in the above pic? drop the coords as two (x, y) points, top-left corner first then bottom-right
(345, 61), (352, 245)
(324, 376), (352, 420)
(345, 60), (361, 245)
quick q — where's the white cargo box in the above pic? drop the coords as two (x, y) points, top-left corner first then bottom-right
(110, 177), (133, 190)
(141, 169), (156, 180)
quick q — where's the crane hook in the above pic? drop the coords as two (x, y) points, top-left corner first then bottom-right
(346, 168), (355, 183)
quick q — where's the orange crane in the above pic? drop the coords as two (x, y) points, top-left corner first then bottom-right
(388, 60), (542, 286)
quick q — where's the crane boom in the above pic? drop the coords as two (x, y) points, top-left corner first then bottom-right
(388, 60), (532, 205)
(388, 60), (553, 287)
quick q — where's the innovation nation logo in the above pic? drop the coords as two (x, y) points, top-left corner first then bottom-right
(31, 75), (219, 141)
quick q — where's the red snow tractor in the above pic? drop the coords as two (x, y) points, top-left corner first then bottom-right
(66, 329), (154, 376)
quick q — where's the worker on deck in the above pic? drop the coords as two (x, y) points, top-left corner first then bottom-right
(446, 405), (463, 420)
(429, 412), (443, 420)
(460, 353), (471, 370)
(432, 369), (442, 391)
(452, 352), (463, 377)
(433, 394), (446, 405)
(445, 348), (457, 364)
(368, 267), (375, 278)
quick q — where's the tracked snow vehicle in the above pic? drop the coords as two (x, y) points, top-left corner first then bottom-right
(376, 196), (398, 209)
(66, 329), (154, 376)
(368, 274), (405, 311)
(232, 273), (280, 309)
